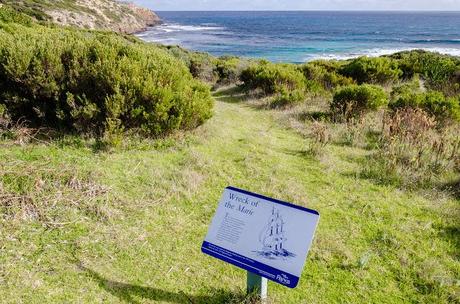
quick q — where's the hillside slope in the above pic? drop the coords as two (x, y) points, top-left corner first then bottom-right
(0, 91), (458, 303)
(0, 0), (161, 33)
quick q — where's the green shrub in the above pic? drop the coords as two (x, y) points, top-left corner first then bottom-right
(340, 56), (402, 84)
(271, 88), (306, 107)
(331, 84), (388, 119)
(0, 1), (50, 22)
(0, 11), (214, 139)
(390, 91), (460, 123)
(391, 50), (460, 94)
(214, 56), (249, 85)
(162, 46), (219, 84)
(0, 5), (33, 25)
(164, 49), (248, 85)
(299, 60), (354, 91)
(0, 103), (7, 128)
(305, 59), (344, 73)
(164, 45), (193, 67)
(189, 53), (218, 83)
(240, 62), (306, 95)
(390, 76), (423, 100)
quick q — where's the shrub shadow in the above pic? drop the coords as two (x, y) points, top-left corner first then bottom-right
(213, 86), (264, 105)
(340, 154), (460, 201)
(438, 225), (460, 259)
(297, 111), (332, 122)
(440, 179), (460, 200)
(212, 86), (244, 97)
(79, 264), (247, 304)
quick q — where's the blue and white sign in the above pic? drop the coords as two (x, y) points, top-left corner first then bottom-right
(202, 186), (320, 288)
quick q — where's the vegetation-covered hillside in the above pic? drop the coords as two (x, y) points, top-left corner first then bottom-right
(169, 45), (459, 189)
(0, 0), (160, 33)
(0, 7), (213, 145)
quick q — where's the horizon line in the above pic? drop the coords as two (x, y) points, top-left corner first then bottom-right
(153, 9), (460, 12)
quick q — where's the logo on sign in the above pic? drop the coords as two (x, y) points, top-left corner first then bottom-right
(276, 274), (291, 285)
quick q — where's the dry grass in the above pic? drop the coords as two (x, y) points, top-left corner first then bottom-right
(266, 91), (460, 192)
(304, 121), (331, 158)
(0, 160), (111, 225)
(363, 108), (460, 187)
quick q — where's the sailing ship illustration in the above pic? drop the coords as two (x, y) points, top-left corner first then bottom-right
(254, 207), (295, 260)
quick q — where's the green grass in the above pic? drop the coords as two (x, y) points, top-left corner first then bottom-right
(0, 89), (459, 303)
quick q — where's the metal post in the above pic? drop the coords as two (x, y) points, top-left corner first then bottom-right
(247, 271), (268, 302)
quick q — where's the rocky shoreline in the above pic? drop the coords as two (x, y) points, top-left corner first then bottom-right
(45, 0), (161, 34)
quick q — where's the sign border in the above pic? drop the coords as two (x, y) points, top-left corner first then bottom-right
(226, 186), (319, 216)
(201, 186), (320, 288)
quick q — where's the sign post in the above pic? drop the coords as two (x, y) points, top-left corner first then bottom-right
(202, 186), (320, 299)
(247, 271), (268, 301)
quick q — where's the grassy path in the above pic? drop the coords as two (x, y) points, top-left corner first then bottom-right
(0, 93), (458, 303)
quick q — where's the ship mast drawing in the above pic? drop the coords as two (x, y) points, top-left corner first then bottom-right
(255, 207), (295, 259)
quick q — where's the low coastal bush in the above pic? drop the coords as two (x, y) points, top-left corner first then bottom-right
(164, 46), (249, 86)
(340, 56), (402, 85)
(0, 4), (34, 25)
(189, 53), (218, 83)
(214, 56), (249, 85)
(305, 59), (344, 73)
(299, 60), (354, 91)
(390, 91), (460, 124)
(390, 76), (423, 99)
(0, 9), (213, 140)
(391, 50), (460, 95)
(271, 88), (306, 108)
(0, 0), (50, 22)
(164, 46), (217, 83)
(331, 84), (388, 120)
(240, 62), (306, 96)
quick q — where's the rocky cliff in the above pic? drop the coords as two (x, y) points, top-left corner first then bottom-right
(0, 0), (161, 33)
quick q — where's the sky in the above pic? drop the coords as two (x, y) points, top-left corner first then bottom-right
(131, 0), (460, 11)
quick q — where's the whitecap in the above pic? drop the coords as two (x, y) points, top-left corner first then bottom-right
(306, 47), (460, 62)
(151, 23), (225, 33)
(142, 37), (179, 44)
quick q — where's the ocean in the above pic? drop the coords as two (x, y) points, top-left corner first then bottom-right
(136, 11), (460, 63)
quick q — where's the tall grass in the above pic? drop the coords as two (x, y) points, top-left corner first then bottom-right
(363, 108), (460, 187)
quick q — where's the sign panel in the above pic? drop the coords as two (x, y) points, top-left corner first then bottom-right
(202, 186), (320, 288)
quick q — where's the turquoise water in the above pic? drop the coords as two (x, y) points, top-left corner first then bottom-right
(136, 11), (460, 63)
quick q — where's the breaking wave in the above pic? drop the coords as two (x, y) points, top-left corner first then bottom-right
(306, 47), (460, 62)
